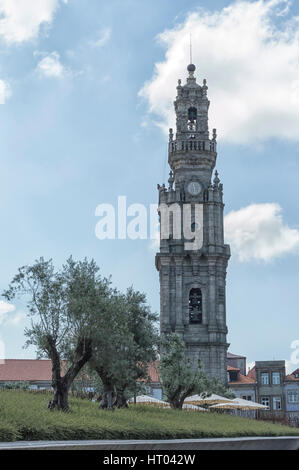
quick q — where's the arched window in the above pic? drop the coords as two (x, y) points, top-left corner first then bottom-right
(187, 107), (197, 132)
(189, 288), (202, 324)
(188, 107), (197, 122)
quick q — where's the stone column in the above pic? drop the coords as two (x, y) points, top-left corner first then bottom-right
(207, 200), (215, 246)
(160, 260), (171, 335)
(174, 256), (184, 334)
(208, 261), (217, 339)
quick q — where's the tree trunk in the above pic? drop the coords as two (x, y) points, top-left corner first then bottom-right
(94, 367), (116, 410)
(48, 379), (69, 411)
(115, 389), (128, 408)
(99, 382), (115, 410)
(46, 334), (92, 412)
(170, 398), (182, 409)
(169, 386), (196, 410)
(169, 384), (183, 409)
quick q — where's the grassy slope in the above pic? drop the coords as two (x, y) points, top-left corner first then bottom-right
(0, 391), (298, 442)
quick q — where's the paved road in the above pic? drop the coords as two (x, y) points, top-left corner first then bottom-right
(0, 436), (299, 450)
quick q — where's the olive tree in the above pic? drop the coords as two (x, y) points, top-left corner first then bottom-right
(159, 333), (233, 409)
(90, 288), (159, 410)
(3, 257), (111, 411)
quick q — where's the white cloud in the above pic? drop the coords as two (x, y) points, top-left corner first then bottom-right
(0, 301), (16, 326)
(140, 0), (299, 143)
(89, 27), (111, 48)
(224, 203), (299, 262)
(0, 301), (26, 326)
(0, 0), (66, 44)
(0, 79), (11, 103)
(5, 310), (26, 326)
(0, 301), (15, 319)
(36, 51), (65, 78)
(149, 202), (299, 262)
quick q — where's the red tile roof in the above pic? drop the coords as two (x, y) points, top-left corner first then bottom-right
(285, 370), (299, 382)
(0, 359), (52, 382)
(0, 359), (257, 386)
(247, 366), (256, 380)
(229, 372), (256, 385)
(285, 375), (297, 381)
(0, 359), (161, 384)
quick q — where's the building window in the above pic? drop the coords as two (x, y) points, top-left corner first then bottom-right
(189, 288), (203, 324)
(287, 391), (299, 403)
(261, 372), (269, 385)
(273, 396), (282, 410)
(272, 372), (280, 385)
(187, 107), (197, 132)
(261, 396), (270, 409)
(229, 371), (238, 382)
(242, 396), (252, 401)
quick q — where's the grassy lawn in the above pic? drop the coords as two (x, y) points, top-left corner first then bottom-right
(0, 390), (299, 442)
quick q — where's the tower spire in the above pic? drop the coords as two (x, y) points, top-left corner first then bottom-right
(187, 33), (196, 79)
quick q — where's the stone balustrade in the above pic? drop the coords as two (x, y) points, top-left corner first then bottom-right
(169, 139), (217, 154)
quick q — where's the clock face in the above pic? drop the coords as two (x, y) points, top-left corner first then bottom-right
(187, 181), (202, 196)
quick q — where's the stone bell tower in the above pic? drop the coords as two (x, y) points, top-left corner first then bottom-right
(155, 64), (230, 384)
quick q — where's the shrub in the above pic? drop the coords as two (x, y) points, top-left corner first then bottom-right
(1, 381), (30, 390)
(0, 422), (20, 442)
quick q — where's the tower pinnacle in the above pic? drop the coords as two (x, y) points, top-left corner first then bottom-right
(187, 63), (196, 79)
(187, 63), (196, 73)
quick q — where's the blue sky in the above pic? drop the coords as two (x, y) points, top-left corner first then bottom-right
(0, 0), (299, 372)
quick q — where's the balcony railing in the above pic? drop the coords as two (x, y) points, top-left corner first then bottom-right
(169, 139), (217, 154)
